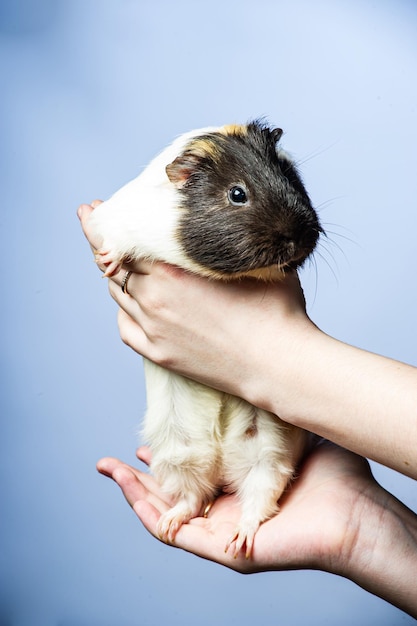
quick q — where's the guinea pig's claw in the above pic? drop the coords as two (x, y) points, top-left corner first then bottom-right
(157, 502), (199, 545)
(157, 512), (184, 544)
(225, 526), (257, 559)
(101, 261), (123, 278)
(94, 249), (123, 277)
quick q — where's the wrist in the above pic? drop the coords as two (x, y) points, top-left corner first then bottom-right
(334, 482), (417, 617)
(247, 317), (417, 479)
(243, 314), (322, 420)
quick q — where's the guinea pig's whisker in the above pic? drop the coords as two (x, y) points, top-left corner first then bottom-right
(295, 140), (340, 167)
(304, 254), (320, 304)
(322, 224), (358, 248)
(315, 197), (346, 214)
(313, 247), (340, 285)
(322, 235), (350, 267)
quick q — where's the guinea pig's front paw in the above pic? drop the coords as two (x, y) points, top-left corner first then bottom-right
(225, 519), (261, 560)
(156, 501), (200, 544)
(94, 248), (124, 278)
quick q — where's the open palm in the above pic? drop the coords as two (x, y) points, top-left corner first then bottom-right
(97, 441), (373, 575)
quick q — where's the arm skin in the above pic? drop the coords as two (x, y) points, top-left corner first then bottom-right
(78, 202), (417, 616)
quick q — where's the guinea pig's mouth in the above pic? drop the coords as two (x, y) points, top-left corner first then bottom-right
(284, 250), (312, 270)
(203, 247), (314, 280)
(239, 248), (313, 280)
(258, 266), (288, 280)
(224, 264), (288, 282)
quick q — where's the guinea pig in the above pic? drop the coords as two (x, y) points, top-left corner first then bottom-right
(88, 120), (322, 558)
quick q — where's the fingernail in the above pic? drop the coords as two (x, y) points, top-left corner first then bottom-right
(77, 205), (84, 220)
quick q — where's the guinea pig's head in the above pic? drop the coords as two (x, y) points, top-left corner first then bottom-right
(166, 120), (323, 280)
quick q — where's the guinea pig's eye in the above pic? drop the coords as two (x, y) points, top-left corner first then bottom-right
(228, 185), (248, 206)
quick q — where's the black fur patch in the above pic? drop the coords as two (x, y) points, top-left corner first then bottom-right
(175, 120), (322, 276)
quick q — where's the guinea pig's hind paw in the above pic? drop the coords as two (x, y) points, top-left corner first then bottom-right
(157, 505), (195, 544)
(94, 249), (123, 277)
(225, 523), (259, 560)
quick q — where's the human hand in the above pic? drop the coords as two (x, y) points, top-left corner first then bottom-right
(97, 442), (417, 617)
(77, 201), (313, 407)
(96, 442), (374, 575)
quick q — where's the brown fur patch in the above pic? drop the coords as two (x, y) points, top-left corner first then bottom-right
(220, 124), (248, 137)
(185, 137), (221, 161)
(245, 421), (258, 438)
(182, 125), (248, 166)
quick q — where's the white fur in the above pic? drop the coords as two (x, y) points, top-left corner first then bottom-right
(88, 127), (219, 275)
(88, 126), (309, 557)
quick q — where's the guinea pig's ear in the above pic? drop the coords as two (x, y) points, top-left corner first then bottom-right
(271, 127), (283, 143)
(166, 154), (201, 189)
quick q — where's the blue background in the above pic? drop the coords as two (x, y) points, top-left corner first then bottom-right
(1, 1), (416, 624)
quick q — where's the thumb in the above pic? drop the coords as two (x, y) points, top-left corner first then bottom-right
(77, 200), (103, 251)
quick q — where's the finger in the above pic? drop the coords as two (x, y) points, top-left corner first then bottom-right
(96, 456), (122, 477)
(108, 281), (148, 330)
(77, 202), (103, 251)
(136, 446), (152, 466)
(98, 457), (173, 513)
(108, 259), (186, 290)
(77, 200), (155, 275)
(109, 263), (153, 292)
(133, 500), (163, 538)
(96, 456), (148, 484)
(108, 274), (144, 308)
(117, 308), (149, 356)
(100, 455), (176, 508)
(97, 456), (147, 484)
(114, 467), (173, 513)
(112, 465), (149, 508)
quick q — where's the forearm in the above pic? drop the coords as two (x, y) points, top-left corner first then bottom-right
(246, 324), (417, 479)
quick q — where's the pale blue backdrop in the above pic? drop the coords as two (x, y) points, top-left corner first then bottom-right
(1, 1), (416, 624)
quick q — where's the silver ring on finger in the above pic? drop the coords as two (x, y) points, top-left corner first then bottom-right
(121, 270), (133, 295)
